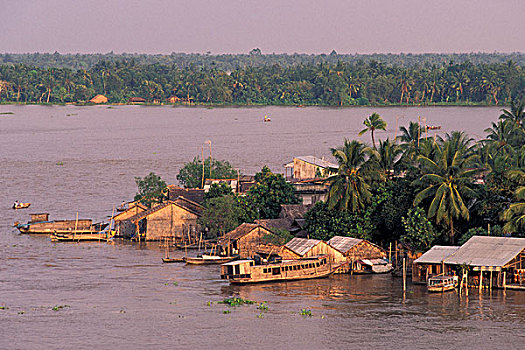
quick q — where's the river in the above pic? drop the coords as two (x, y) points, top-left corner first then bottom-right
(1, 105), (523, 349)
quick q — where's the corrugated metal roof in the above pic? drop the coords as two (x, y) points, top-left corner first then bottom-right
(414, 246), (460, 264)
(295, 156), (338, 169)
(328, 236), (363, 253)
(284, 237), (321, 256)
(444, 236), (525, 267)
(218, 223), (261, 244)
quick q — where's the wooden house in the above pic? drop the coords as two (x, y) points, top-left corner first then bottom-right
(120, 197), (203, 241)
(289, 178), (330, 205)
(281, 238), (345, 266)
(443, 236), (525, 290)
(89, 94), (108, 104)
(412, 246), (460, 284)
(327, 236), (389, 273)
(217, 223), (278, 259)
(284, 156), (338, 180)
(112, 203), (148, 236)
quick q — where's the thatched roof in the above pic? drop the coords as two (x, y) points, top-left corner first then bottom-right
(327, 236), (363, 253)
(444, 236), (525, 267)
(168, 185), (205, 204)
(414, 246), (460, 264)
(218, 223), (268, 244)
(284, 237), (321, 256)
(89, 94), (108, 104)
(126, 198), (202, 223)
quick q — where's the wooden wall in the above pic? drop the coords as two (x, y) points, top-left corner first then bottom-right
(236, 226), (274, 259)
(281, 241), (345, 264)
(145, 204), (199, 241)
(293, 158), (319, 180)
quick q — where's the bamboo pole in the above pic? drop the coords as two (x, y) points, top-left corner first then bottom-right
(503, 271), (506, 290)
(74, 212), (78, 240)
(402, 258), (406, 292)
(389, 242), (391, 263)
(479, 270), (483, 292)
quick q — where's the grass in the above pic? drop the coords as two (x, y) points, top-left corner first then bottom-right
(218, 297), (255, 307)
(300, 309), (312, 317)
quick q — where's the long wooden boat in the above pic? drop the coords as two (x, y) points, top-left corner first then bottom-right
(50, 232), (110, 242)
(12, 202), (31, 209)
(186, 255), (237, 265)
(162, 257), (186, 263)
(427, 275), (458, 292)
(14, 213), (108, 234)
(220, 255), (341, 284)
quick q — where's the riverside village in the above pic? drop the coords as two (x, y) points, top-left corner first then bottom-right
(12, 110), (525, 294)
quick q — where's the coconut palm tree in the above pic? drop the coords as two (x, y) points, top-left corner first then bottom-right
(358, 112), (387, 149)
(484, 119), (516, 150)
(502, 169), (525, 233)
(397, 121), (425, 160)
(414, 140), (480, 243)
(326, 139), (377, 213)
(375, 138), (405, 180)
(500, 99), (525, 133)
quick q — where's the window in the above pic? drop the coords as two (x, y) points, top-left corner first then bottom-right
(316, 262), (320, 267)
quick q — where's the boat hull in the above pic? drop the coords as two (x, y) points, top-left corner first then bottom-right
(229, 268), (335, 284)
(185, 256), (236, 265)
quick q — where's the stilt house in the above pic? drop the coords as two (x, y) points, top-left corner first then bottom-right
(217, 223), (278, 259)
(327, 236), (390, 273)
(281, 237), (345, 266)
(412, 246), (460, 284)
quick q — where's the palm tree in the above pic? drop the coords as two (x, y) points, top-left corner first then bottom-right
(502, 169), (525, 233)
(500, 99), (525, 133)
(483, 120), (515, 150)
(375, 138), (404, 180)
(359, 112), (387, 149)
(414, 140), (480, 243)
(398, 121), (425, 160)
(326, 140), (377, 213)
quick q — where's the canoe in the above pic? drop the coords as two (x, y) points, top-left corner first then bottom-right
(50, 232), (110, 242)
(12, 203), (30, 209)
(185, 255), (237, 265)
(162, 257), (186, 263)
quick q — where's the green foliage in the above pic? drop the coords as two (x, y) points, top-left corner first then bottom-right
(457, 225), (505, 245)
(304, 201), (376, 241)
(262, 229), (294, 245)
(300, 309), (312, 317)
(245, 166), (300, 219)
(51, 305), (70, 311)
(134, 172), (167, 208)
(219, 297), (255, 307)
(198, 195), (244, 238)
(204, 182), (234, 202)
(401, 207), (439, 252)
(176, 157), (236, 189)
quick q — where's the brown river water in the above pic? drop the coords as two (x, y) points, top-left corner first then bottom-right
(1, 105), (524, 349)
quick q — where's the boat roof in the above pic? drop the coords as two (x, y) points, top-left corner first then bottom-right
(428, 275), (455, 281)
(222, 260), (253, 266)
(443, 236), (525, 267)
(415, 246), (460, 264)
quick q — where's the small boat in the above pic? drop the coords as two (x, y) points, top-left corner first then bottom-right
(427, 125), (441, 130)
(185, 255), (237, 265)
(175, 242), (200, 250)
(162, 257), (186, 263)
(14, 213), (108, 234)
(263, 115), (271, 122)
(50, 232), (111, 242)
(427, 275), (458, 292)
(12, 202), (31, 210)
(220, 255), (342, 284)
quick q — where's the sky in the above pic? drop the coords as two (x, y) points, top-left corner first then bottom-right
(1, 0), (524, 54)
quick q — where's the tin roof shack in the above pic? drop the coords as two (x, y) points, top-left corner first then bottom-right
(282, 238), (345, 268)
(112, 203), (147, 237)
(284, 156), (338, 180)
(218, 223), (278, 259)
(123, 197), (203, 241)
(443, 236), (525, 290)
(412, 246), (460, 284)
(328, 236), (390, 273)
(167, 185), (205, 204)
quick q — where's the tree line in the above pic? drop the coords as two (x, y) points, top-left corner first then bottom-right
(0, 57), (524, 106)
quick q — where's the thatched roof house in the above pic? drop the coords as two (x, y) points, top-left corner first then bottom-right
(89, 94), (108, 104)
(281, 237), (345, 265)
(218, 223), (277, 258)
(412, 245), (460, 284)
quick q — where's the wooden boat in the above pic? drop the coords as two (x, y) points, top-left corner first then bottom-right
(175, 242), (200, 250)
(427, 275), (459, 292)
(12, 202), (31, 209)
(220, 255), (342, 284)
(50, 232), (110, 242)
(185, 255), (237, 265)
(427, 125), (441, 130)
(13, 213), (108, 234)
(162, 257), (186, 263)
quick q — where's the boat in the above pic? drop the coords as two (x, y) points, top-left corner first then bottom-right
(162, 257), (186, 263)
(185, 254), (237, 265)
(50, 231), (111, 242)
(12, 202), (31, 209)
(220, 255), (342, 284)
(427, 125), (441, 130)
(355, 258), (393, 274)
(263, 115), (271, 122)
(427, 275), (459, 292)
(13, 213), (108, 234)
(174, 242), (200, 250)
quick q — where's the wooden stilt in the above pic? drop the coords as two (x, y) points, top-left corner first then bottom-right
(402, 258), (406, 292)
(479, 271), (483, 292)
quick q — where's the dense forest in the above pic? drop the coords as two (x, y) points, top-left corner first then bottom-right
(0, 52), (524, 106)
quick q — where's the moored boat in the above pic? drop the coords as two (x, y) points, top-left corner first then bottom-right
(186, 255), (237, 265)
(12, 202), (31, 210)
(162, 257), (186, 263)
(427, 275), (458, 292)
(50, 232), (111, 242)
(220, 255), (341, 284)
(13, 213), (108, 234)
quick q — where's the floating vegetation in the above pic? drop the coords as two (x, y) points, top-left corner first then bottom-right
(257, 302), (268, 311)
(173, 282), (178, 286)
(300, 309), (312, 317)
(207, 301), (213, 306)
(223, 310), (231, 314)
(0, 306), (9, 310)
(56, 162), (64, 166)
(219, 297), (255, 307)
(18, 311), (24, 315)
(52, 305), (70, 311)
(169, 301), (177, 305)
(119, 309), (126, 314)
(66, 113), (78, 116)
(0, 112), (14, 115)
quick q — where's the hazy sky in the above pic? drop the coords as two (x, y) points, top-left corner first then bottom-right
(2, 0), (524, 54)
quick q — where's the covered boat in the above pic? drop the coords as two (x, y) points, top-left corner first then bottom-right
(220, 255), (341, 284)
(427, 275), (458, 292)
